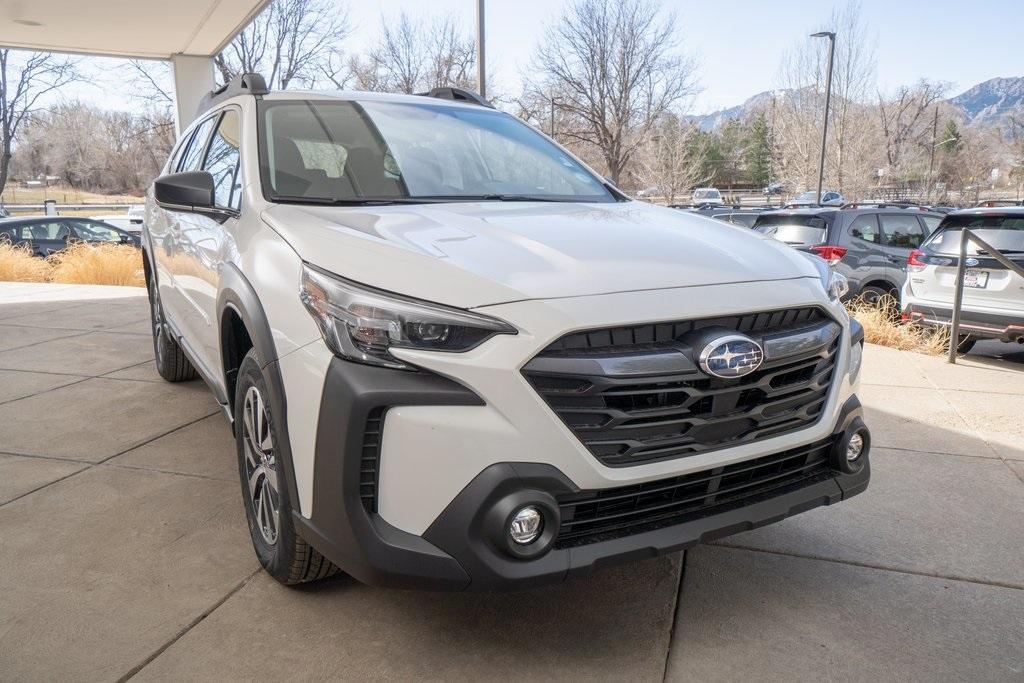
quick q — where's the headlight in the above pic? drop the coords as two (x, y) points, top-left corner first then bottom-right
(801, 251), (849, 301)
(300, 264), (516, 370)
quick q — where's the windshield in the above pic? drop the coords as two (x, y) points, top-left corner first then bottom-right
(754, 213), (830, 246)
(694, 189), (720, 199)
(926, 214), (1024, 255)
(258, 99), (614, 204)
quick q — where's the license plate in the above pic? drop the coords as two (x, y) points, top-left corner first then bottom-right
(963, 269), (988, 288)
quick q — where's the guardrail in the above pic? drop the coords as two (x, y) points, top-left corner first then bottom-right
(2, 203), (144, 215)
(947, 228), (1024, 364)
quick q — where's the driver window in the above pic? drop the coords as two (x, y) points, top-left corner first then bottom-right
(203, 109), (242, 210)
(849, 214), (879, 243)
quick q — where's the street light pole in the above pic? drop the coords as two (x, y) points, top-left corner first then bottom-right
(476, 0), (486, 98)
(549, 96), (560, 138)
(811, 31), (835, 205)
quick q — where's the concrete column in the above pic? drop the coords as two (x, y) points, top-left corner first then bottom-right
(170, 54), (215, 135)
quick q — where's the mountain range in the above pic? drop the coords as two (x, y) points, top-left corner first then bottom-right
(691, 76), (1024, 131)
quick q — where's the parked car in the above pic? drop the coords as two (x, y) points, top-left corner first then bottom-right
(0, 216), (140, 256)
(902, 207), (1024, 352)
(753, 205), (944, 304)
(689, 206), (770, 228)
(636, 186), (661, 198)
(691, 187), (724, 205)
(144, 74), (870, 591)
(90, 213), (144, 236)
(762, 182), (784, 196)
(789, 190), (844, 207)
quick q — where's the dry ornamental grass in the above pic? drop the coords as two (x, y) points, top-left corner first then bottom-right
(0, 242), (51, 282)
(0, 241), (145, 288)
(845, 295), (949, 355)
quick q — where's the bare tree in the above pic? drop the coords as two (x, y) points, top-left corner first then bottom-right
(877, 80), (947, 175)
(350, 12), (476, 94)
(216, 0), (353, 90)
(528, 0), (698, 185)
(0, 49), (78, 195)
(773, 1), (879, 199)
(636, 114), (709, 203)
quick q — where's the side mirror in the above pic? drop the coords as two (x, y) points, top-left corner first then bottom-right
(155, 171), (215, 212)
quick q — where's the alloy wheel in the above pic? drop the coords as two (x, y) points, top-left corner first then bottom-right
(242, 386), (280, 545)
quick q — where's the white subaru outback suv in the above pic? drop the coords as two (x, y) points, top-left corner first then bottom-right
(144, 74), (870, 591)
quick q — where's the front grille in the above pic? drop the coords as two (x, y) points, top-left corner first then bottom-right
(555, 437), (835, 547)
(523, 307), (839, 467)
(359, 407), (386, 512)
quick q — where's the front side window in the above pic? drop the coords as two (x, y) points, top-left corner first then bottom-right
(880, 214), (925, 248)
(204, 109), (242, 210)
(259, 100), (613, 203)
(178, 116), (217, 173)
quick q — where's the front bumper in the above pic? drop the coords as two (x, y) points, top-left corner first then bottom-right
(294, 356), (869, 592)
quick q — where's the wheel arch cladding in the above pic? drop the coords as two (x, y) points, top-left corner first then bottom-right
(217, 263), (302, 509)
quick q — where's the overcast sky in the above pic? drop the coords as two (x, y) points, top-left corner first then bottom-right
(70, 0), (1022, 114)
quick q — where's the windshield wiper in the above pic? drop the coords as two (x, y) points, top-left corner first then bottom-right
(271, 195), (449, 206)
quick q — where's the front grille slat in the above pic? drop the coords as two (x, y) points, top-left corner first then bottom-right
(524, 306), (840, 467)
(555, 437), (836, 547)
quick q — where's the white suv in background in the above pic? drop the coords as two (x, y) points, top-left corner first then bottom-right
(143, 74), (870, 591)
(903, 207), (1024, 352)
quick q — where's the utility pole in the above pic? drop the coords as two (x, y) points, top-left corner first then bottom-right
(476, 0), (486, 98)
(811, 31), (835, 205)
(549, 96), (560, 138)
(926, 106), (939, 202)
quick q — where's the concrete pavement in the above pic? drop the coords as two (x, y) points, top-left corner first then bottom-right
(1, 283), (1022, 681)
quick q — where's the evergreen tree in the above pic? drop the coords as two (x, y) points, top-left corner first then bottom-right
(744, 112), (772, 187)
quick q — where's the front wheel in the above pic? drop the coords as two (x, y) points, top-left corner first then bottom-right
(234, 350), (340, 585)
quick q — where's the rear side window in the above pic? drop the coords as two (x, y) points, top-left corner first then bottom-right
(177, 116), (217, 173)
(849, 214), (880, 243)
(203, 110), (242, 210)
(880, 214), (925, 248)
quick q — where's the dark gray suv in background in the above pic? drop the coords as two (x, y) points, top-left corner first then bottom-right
(754, 205), (943, 303)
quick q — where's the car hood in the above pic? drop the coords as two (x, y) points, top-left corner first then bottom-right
(261, 201), (820, 308)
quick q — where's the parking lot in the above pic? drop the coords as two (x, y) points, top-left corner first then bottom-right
(1, 282), (1022, 681)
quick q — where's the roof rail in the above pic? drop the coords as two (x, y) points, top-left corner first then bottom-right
(418, 86), (495, 109)
(197, 72), (269, 116)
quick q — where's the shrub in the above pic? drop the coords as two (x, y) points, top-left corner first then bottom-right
(47, 242), (145, 287)
(845, 295), (948, 355)
(0, 242), (51, 282)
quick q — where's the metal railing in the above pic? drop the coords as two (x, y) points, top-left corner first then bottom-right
(948, 228), (1024, 363)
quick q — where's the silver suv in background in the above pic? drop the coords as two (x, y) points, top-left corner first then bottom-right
(902, 207), (1024, 352)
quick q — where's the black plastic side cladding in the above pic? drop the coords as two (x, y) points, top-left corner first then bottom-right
(295, 357), (483, 590)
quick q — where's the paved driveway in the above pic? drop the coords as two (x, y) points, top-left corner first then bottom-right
(1, 283), (1022, 681)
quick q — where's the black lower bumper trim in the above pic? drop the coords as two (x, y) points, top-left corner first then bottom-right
(305, 355), (869, 592)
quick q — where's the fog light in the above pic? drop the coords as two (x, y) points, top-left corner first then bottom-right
(509, 506), (543, 544)
(846, 432), (865, 461)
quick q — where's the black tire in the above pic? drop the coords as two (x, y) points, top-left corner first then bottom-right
(857, 285), (893, 307)
(234, 350), (340, 585)
(147, 276), (198, 382)
(951, 334), (977, 355)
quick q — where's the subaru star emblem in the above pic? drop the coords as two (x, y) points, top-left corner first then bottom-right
(698, 334), (764, 379)
(965, 257), (980, 267)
